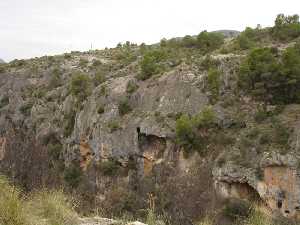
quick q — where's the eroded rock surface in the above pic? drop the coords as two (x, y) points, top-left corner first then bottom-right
(213, 152), (300, 218)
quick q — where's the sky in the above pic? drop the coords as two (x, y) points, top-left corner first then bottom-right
(0, 0), (299, 62)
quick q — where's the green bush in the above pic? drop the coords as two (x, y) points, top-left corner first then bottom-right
(63, 165), (82, 188)
(0, 65), (6, 73)
(181, 35), (197, 48)
(274, 121), (290, 147)
(207, 68), (221, 100)
(126, 80), (139, 94)
(0, 96), (9, 109)
(138, 49), (166, 80)
(175, 114), (199, 151)
(118, 98), (132, 116)
(272, 14), (300, 41)
(239, 45), (300, 104)
(97, 104), (105, 114)
(194, 106), (216, 128)
(94, 70), (106, 86)
(19, 102), (33, 116)
(64, 53), (72, 59)
(223, 199), (251, 220)
(175, 107), (216, 154)
(236, 27), (259, 50)
(63, 110), (76, 137)
(107, 120), (121, 133)
(92, 59), (102, 67)
(70, 73), (91, 101)
(197, 31), (224, 53)
(49, 67), (62, 89)
(254, 108), (270, 123)
(200, 55), (220, 70)
(47, 143), (63, 161)
(79, 58), (88, 67)
(98, 160), (120, 176)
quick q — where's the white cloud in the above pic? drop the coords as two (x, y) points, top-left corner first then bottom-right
(0, 0), (299, 61)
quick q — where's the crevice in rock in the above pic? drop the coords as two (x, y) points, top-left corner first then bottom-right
(137, 129), (167, 176)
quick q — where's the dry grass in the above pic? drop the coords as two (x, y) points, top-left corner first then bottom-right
(0, 175), (79, 225)
(0, 176), (32, 225)
(27, 189), (79, 225)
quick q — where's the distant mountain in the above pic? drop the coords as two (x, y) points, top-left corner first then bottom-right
(213, 30), (241, 38)
(0, 58), (5, 64)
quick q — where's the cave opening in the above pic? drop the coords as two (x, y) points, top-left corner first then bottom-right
(277, 200), (283, 209)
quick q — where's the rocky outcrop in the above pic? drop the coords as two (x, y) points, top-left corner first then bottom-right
(213, 152), (300, 218)
(1, 37), (300, 224)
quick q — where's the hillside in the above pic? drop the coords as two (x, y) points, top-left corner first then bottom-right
(1, 14), (300, 225)
(0, 59), (5, 64)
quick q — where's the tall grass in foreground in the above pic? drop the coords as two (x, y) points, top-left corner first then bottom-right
(244, 207), (272, 225)
(0, 176), (32, 225)
(27, 189), (79, 225)
(0, 175), (79, 225)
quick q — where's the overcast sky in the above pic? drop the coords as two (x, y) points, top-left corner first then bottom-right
(0, 0), (299, 62)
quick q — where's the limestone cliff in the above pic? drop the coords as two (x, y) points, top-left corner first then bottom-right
(1, 27), (300, 224)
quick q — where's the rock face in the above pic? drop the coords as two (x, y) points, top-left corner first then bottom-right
(1, 40), (300, 223)
(213, 152), (300, 218)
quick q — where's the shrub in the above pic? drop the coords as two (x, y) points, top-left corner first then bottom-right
(107, 120), (121, 133)
(63, 111), (76, 137)
(19, 102), (33, 116)
(181, 35), (197, 48)
(138, 49), (166, 80)
(175, 114), (198, 151)
(194, 106), (216, 128)
(238, 46), (300, 104)
(79, 58), (88, 67)
(200, 55), (220, 70)
(94, 70), (106, 86)
(99, 85), (107, 96)
(197, 31), (224, 53)
(0, 96), (9, 109)
(28, 189), (79, 225)
(259, 133), (271, 145)
(274, 121), (290, 147)
(47, 143), (63, 161)
(98, 160), (120, 176)
(207, 68), (221, 100)
(49, 67), (62, 89)
(92, 59), (102, 67)
(63, 165), (82, 188)
(70, 73), (91, 101)
(254, 108), (270, 123)
(223, 199), (251, 220)
(118, 98), (132, 116)
(236, 27), (258, 50)
(97, 104), (105, 114)
(0, 65), (6, 73)
(272, 14), (300, 41)
(64, 53), (72, 59)
(175, 107), (216, 154)
(126, 80), (139, 94)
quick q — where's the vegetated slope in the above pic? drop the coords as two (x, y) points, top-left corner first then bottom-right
(1, 13), (300, 225)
